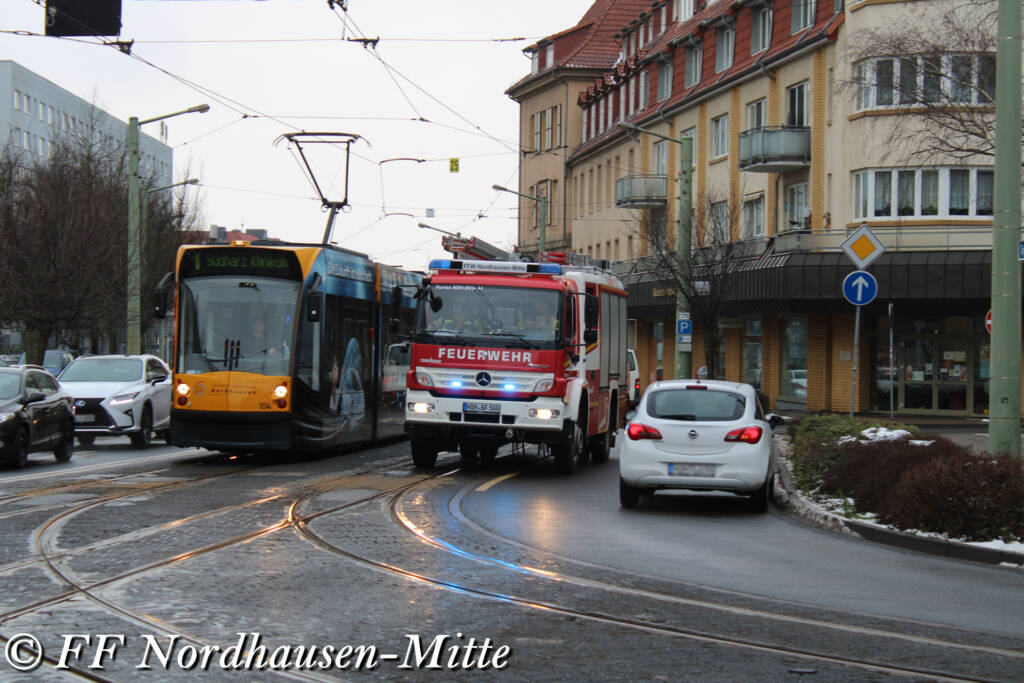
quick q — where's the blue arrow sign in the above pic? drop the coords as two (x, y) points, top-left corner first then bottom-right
(842, 270), (878, 306)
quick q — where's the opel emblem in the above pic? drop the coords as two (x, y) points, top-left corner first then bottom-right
(75, 400), (86, 408)
(475, 372), (492, 387)
(688, 429), (698, 439)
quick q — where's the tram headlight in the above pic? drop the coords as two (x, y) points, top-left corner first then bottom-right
(408, 402), (435, 414)
(529, 408), (559, 420)
(176, 382), (190, 396)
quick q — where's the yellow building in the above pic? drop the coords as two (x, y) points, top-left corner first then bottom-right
(508, 0), (1002, 417)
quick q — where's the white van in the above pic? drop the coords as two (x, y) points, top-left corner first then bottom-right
(627, 349), (640, 407)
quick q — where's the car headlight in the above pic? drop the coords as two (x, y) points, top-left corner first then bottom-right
(0, 413), (14, 424)
(109, 392), (140, 405)
(533, 378), (554, 393)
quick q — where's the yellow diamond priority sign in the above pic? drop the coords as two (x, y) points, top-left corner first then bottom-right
(841, 223), (885, 269)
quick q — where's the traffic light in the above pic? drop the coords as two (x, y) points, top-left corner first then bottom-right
(45, 0), (122, 37)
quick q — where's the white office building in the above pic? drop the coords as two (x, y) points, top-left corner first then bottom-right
(0, 60), (171, 185)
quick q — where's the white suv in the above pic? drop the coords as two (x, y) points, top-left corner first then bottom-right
(58, 355), (172, 448)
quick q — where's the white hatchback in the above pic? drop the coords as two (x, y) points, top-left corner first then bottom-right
(618, 379), (780, 512)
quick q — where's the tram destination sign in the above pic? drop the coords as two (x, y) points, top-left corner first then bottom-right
(181, 247), (302, 281)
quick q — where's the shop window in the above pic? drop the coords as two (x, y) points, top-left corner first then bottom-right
(743, 319), (762, 389)
(781, 318), (807, 400)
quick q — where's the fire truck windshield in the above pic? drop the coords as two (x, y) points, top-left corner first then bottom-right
(415, 285), (562, 348)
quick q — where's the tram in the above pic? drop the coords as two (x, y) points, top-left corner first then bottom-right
(166, 241), (419, 452)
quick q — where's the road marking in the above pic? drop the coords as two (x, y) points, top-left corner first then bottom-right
(0, 449), (205, 485)
(475, 471), (520, 492)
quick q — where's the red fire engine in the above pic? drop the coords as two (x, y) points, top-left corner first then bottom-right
(404, 255), (628, 473)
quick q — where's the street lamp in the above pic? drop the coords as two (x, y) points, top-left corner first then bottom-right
(417, 222), (460, 238)
(126, 104), (209, 355)
(617, 121), (694, 380)
(147, 177), (199, 194)
(492, 183), (547, 257)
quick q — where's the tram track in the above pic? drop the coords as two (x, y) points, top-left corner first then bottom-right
(0, 450), (455, 681)
(285, 459), (1022, 682)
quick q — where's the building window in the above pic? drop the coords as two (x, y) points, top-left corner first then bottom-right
(716, 25), (734, 72)
(792, 0), (815, 33)
(781, 318), (808, 400)
(742, 318), (763, 389)
(784, 182), (808, 230)
(533, 111), (543, 152)
(855, 54), (997, 111)
(744, 196), (765, 237)
(653, 140), (668, 175)
(544, 108), (553, 150)
(751, 7), (772, 54)
(639, 70), (650, 109)
(658, 61), (673, 100)
(852, 167), (995, 219)
(710, 201), (729, 242)
(787, 82), (808, 126)
(531, 50), (539, 74)
(554, 104), (562, 147)
(545, 43), (554, 70)
(676, 0), (695, 22)
(685, 45), (702, 87)
(747, 98), (766, 129)
(712, 113), (729, 158)
(12, 90), (20, 110)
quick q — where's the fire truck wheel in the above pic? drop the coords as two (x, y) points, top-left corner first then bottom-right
(411, 437), (439, 469)
(590, 428), (611, 464)
(554, 420), (584, 474)
(478, 444), (498, 463)
(459, 442), (478, 462)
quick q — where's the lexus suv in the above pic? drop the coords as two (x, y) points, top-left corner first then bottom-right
(58, 355), (172, 448)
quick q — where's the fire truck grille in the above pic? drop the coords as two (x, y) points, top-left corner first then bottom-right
(463, 412), (500, 424)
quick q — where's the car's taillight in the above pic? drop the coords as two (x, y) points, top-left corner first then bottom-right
(725, 426), (763, 444)
(634, 380), (640, 391)
(626, 423), (663, 441)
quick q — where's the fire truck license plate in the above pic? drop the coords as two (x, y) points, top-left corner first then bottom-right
(463, 402), (500, 414)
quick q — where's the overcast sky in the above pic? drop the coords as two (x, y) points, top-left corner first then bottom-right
(4, 0), (591, 270)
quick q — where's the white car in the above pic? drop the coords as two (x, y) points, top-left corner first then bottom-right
(626, 348), (640, 407)
(58, 355), (172, 448)
(618, 379), (780, 512)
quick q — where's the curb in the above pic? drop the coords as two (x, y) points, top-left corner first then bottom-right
(771, 436), (1024, 568)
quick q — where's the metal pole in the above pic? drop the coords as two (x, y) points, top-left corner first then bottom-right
(675, 136), (693, 380)
(850, 305), (861, 417)
(539, 196), (547, 256)
(888, 302), (894, 420)
(988, 0), (1022, 457)
(126, 116), (141, 355)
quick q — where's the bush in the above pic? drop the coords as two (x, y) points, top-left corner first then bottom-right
(819, 434), (965, 513)
(877, 452), (1024, 542)
(788, 414), (916, 491)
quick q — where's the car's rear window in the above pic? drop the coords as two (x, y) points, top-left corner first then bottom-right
(647, 388), (745, 421)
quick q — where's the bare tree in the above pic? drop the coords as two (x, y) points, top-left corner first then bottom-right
(636, 187), (745, 380)
(0, 123), (201, 364)
(839, 0), (1005, 165)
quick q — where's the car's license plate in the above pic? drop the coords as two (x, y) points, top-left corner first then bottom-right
(669, 463), (715, 477)
(74, 414), (94, 424)
(463, 402), (500, 414)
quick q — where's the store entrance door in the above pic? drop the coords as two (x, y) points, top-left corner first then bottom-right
(899, 338), (972, 413)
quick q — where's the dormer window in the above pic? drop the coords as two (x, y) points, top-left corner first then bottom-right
(545, 43), (554, 69)
(716, 24), (735, 72)
(676, 0), (695, 22)
(530, 50), (539, 75)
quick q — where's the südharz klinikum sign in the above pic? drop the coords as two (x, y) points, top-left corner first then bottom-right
(181, 248), (302, 281)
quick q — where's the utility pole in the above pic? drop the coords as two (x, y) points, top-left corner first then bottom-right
(493, 184), (547, 257)
(617, 122), (693, 379)
(988, 0), (1022, 457)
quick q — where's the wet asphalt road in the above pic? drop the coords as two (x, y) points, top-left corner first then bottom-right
(0, 437), (1021, 681)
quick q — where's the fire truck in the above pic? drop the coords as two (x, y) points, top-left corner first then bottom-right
(404, 253), (628, 474)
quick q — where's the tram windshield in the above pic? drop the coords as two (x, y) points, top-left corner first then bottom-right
(177, 276), (300, 376)
(414, 285), (562, 349)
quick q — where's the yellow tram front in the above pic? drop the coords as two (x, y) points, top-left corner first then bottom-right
(171, 243), (315, 450)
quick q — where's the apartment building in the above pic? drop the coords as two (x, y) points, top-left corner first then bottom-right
(0, 60), (172, 186)
(509, 0), (1001, 417)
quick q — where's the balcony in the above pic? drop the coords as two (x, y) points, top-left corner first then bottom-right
(616, 175), (667, 208)
(738, 126), (810, 173)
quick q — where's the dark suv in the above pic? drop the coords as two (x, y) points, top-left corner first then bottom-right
(0, 366), (75, 467)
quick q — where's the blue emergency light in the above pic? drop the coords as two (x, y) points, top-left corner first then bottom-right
(428, 259), (562, 275)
